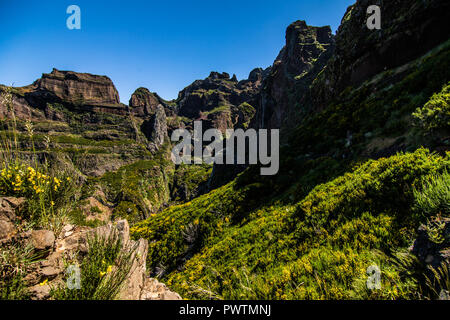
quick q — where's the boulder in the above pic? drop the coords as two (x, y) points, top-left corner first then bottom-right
(141, 278), (182, 300)
(0, 197), (25, 241)
(29, 284), (51, 300)
(119, 238), (149, 300)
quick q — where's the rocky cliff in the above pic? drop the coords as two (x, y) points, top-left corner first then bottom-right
(35, 68), (121, 107)
(311, 0), (450, 111)
(129, 87), (170, 117)
(257, 20), (334, 129)
(0, 68), (127, 119)
(176, 70), (263, 132)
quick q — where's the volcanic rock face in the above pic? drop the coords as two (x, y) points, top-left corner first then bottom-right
(0, 68), (126, 120)
(129, 87), (162, 116)
(311, 0), (450, 111)
(35, 68), (121, 107)
(258, 20), (334, 129)
(141, 105), (168, 151)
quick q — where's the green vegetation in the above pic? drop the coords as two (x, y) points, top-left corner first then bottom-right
(0, 240), (38, 300)
(132, 149), (449, 299)
(1, 16), (450, 301)
(413, 82), (450, 133)
(0, 89), (77, 233)
(413, 170), (450, 218)
(202, 105), (231, 116)
(88, 142), (175, 218)
(171, 163), (212, 202)
(234, 102), (256, 129)
(290, 39), (450, 157)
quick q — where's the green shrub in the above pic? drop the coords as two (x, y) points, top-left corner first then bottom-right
(0, 240), (39, 300)
(112, 201), (141, 224)
(413, 170), (450, 217)
(413, 82), (450, 132)
(51, 232), (135, 300)
(0, 162), (76, 232)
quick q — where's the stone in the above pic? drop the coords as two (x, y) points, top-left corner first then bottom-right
(141, 278), (182, 300)
(40, 266), (61, 279)
(29, 284), (51, 300)
(31, 230), (55, 250)
(176, 69), (262, 128)
(310, 0), (450, 111)
(0, 197), (25, 240)
(257, 20), (334, 129)
(0, 220), (16, 241)
(0, 69), (126, 120)
(115, 219), (130, 245)
(82, 197), (112, 223)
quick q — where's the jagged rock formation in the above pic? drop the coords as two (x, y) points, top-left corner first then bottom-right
(129, 87), (165, 117)
(177, 70), (263, 132)
(140, 105), (168, 152)
(0, 197), (25, 241)
(0, 205), (182, 300)
(258, 20), (334, 129)
(311, 0), (450, 111)
(0, 68), (127, 118)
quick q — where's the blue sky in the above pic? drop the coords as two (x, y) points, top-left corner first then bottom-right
(0, 0), (354, 103)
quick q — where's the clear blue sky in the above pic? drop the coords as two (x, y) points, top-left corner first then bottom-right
(0, 0), (354, 103)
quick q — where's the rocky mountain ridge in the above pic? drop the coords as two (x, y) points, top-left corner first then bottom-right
(0, 0), (449, 301)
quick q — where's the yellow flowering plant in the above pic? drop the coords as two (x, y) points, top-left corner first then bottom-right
(0, 161), (76, 230)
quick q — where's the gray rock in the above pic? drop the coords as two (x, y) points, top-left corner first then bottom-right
(0, 197), (25, 240)
(141, 104), (168, 151)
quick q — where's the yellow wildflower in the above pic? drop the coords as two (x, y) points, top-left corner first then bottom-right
(39, 279), (48, 286)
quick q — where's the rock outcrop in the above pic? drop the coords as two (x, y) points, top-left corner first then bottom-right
(0, 69), (128, 119)
(311, 0), (450, 111)
(258, 20), (334, 129)
(8, 219), (183, 300)
(140, 105), (168, 152)
(176, 70), (263, 132)
(35, 68), (121, 107)
(129, 87), (163, 117)
(0, 197), (25, 241)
